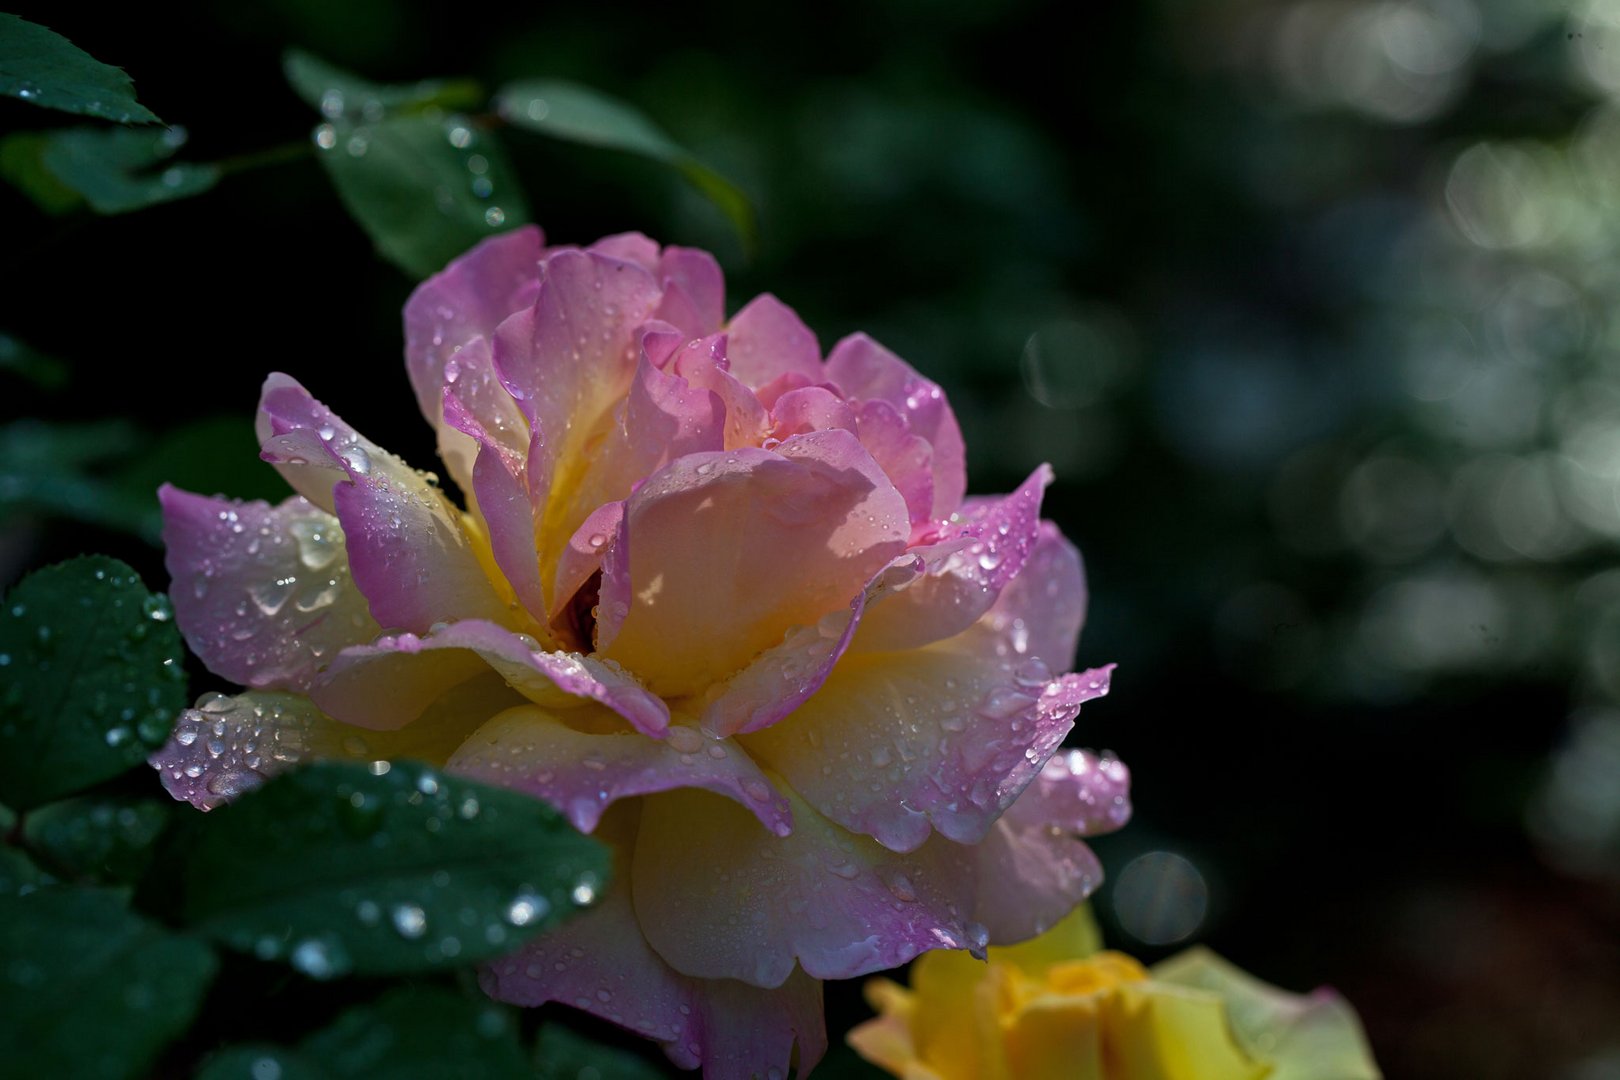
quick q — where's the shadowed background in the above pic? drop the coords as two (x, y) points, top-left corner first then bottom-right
(4, 1), (1619, 1076)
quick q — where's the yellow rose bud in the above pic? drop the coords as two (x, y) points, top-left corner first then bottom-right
(850, 906), (1381, 1080)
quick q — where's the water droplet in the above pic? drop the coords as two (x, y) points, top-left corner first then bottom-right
(290, 939), (337, 979)
(392, 903), (427, 939)
(341, 445), (371, 476)
(506, 892), (550, 927)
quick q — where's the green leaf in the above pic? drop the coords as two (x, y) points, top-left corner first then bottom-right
(0, 332), (70, 389)
(40, 126), (219, 214)
(1152, 948), (1382, 1080)
(497, 79), (756, 252)
(0, 846), (53, 896)
(0, 14), (161, 124)
(23, 794), (173, 885)
(0, 133), (85, 214)
(195, 1045), (326, 1080)
(283, 49), (481, 119)
(535, 1025), (669, 1080)
(0, 419), (156, 535)
(0, 556), (188, 811)
(177, 760), (610, 977)
(316, 113), (529, 279)
(300, 987), (527, 1079)
(0, 887), (216, 1078)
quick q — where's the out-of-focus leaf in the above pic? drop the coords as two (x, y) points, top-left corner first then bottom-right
(283, 49), (481, 119)
(0, 134), (85, 214)
(299, 987), (527, 1079)
(0, 846), (53, 896)
(0, 332), (70, 388)
(315, 112), (529, 279)
(0, 14), (161, 124)
(113, 415), (290, 542)
(535, 1025), (668, 1080)
(23, 795), (172, 885)
(497, 78), (756, 252)
(0, 556), (187, 811)
(0, 887), (216, 1079)
(195, 1045), (326, 1080)
(39, 126), (218, 214)
(176, 761), (609, 978)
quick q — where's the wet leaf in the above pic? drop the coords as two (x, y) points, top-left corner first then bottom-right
(315, 113), (529, 279)
(176, 760), (609, 977)
(283, 49), (481, 119)
(0, 887), (215, 1079)
(0, 846), (53, 896)
(301, 987), (527, 1079)
(38, 125), (218, 214)
(0, 14), (161, 124)
(497, 79), (755, 251)
(0, 556), (188, 811)
(535, 1024), (668, 1080)
(23, 795), (173, 885)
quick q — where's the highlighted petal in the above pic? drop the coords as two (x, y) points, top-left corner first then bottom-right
(1002, 749), (1131, 837)
(404, 225), (543, 495)
(448, 705), (791, 835)
(256, 374), (513, 631)
(855, 399), (935, 527)
(698, 967), (826, 1080)
(597, 431), (909, 698)
(726, 293), (823, 389)
(669, 334), (770, 451)
(653, 246), (725, 337)
(855, 466), (1053, 655)
(633, 786), (974, 987)
(160, 487), (378, 691)
(825, 333), (967, 519)
(965, 812), (1105, 946)
(311, 619), (668, 736)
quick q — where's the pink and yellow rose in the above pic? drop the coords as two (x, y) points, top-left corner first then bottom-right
(151, 226), (1125, 1078)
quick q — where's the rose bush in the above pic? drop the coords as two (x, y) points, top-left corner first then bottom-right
(850, 906), (1382, 1080)
(151, 226), (1126, 1078)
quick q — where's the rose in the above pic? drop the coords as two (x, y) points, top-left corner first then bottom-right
(151, 226), (1125, 1078)
(850, 905), (1382, 1080)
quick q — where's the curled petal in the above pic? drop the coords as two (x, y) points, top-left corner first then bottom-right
(442, 389), (547, 623)
(726, 293), (823, 389)
(150, 691), (325, 809)
(854, 399), (935, 529)
(160, 487), (378, 691)
(256, 374), (514, 631)
(633, 786), (974, 987)
(825, 332), (967, 519)
(700, 597), (862, 739)
(1002, 748), (1131, 837)
(311, 619), (669, 737)
(588, 231), (661, 269)
(404, 226), (543, 494)
(769, 385), (857, 440)
(669, 334), (770, 451)
(597, 431), (910, 699)
(855, 466), (1053, 655)
(448, 705), (792, 835)
(964, 808), (1105, 946)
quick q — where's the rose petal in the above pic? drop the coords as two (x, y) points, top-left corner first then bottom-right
(588, 231), (660, 270)
(966, 811), (1105, 946)
(150, 691), (326, 809)
(448, 704), (791, 835)
(1001, 748), (1131, 837)
(491, 249), (663, 494)
(310, 619), (668, 737)
(256, 374), (514, 631)
(633, 785), (976, 987)
(854, 466), (1053, 655)
(726, 293), (823, 389)
(404, 226), (543, 495)
(596, 431), (910, 699)
(669, 334), (771, 450)
(825, 332), (967, 519)
(854, 399), (935, 529)
(699, 595), (863, 739)
(160, 487), (379, 691)
(442, 389), (547, 623)
(768, 385), (857, 440)
(653, 246), (725, 338)
(697, 967), (826, 1080)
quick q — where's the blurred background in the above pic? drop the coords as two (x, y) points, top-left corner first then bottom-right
(4, 0), (1619, 1076)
